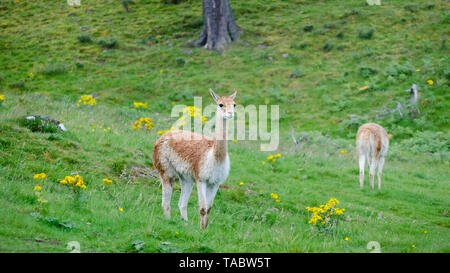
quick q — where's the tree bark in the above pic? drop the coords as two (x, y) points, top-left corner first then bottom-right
(194, 0), (241, 53)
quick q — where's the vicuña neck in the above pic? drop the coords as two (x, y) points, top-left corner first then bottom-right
(214, 115), (228, 162)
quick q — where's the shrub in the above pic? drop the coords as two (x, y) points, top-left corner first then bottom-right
(303, 25), (314, 32)
(290, 68), (305, 78)
(41, 63), (68, 75)
(97, 38), (118, 49)
(342, 9), (360, 18)
(385, 61), (414, 78)
(77, 34), (92, 43)
(9, 80), (25, 89)
(323, 41), (334, 52)
(358, 27), (374, 39)
(359, 66), (378, 78)
(404, 5), (418, 13)
(21, 117), (58, 133)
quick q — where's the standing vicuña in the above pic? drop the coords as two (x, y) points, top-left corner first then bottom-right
(356, 123), (389, 190)
(152, 89), (236, 229)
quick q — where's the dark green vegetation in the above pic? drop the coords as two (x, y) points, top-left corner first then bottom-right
(0, 0), (448, 252)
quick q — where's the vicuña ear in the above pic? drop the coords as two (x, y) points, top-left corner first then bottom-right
(230, 90), (237, 100)
(209, 88), (219, 103)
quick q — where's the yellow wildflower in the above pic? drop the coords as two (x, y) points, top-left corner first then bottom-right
(0, 94), (4, 101)
(33, 173), (47, 180)
(119, 207), (124, 212)
(34, 185), (42, 191)
(29, 72), (34, 78)
(427, 80), (434, 85)
(261, 161), (266, 166)
(77, 95), (96, 107)
(416, 68), (420, 72)
(239, 181), (244, 185)
(102, 178), (113, 185)
(267, 155), (274, 161)
(134, 102), (148, 109)
(345, 237), (349, 241)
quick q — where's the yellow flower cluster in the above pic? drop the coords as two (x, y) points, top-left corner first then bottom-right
(34, 185), (42, 191)
(102, 178), (112, 185)
(29, 72), (34, 78)
(157, 127), (176, 135)
(270, 192), (280, 203)
(0, 94), (4, 101)
(265, 153), (281, 164)
(33, 173), (47, 180)
(306, 198), (345, 226)
(157, 106), (207, 135)
(77, 95), (96, 107)
(59, 175), (86, 189)
(132, 117), (154, 130)
(133, 102), (147, 109)
(182, 106), (208, 123)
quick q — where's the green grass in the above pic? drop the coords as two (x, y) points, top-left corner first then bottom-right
(0, 0), (449, 252)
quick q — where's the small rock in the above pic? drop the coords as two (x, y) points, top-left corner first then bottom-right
(282, 53), (289, 58)
(80, 26), (88, 31)
(258, 44), (267, 49)
(182, 49), (193, 55)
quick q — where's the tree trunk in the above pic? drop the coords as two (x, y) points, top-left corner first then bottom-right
(194, 0), (241, 53)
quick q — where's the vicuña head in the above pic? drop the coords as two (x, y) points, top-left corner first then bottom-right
(210, 88), (236, 120)
(152, 89), (237, 229)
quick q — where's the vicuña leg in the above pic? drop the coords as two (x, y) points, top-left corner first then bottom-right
(369, 158), (377, 191)
(204, 183), (220, 228)
(359, 154), (365, 189)
(377, 157), (385, 190)
(161, 176), (174, 218)
(178, 179), (194, 221)
(197, 181), (208, 229)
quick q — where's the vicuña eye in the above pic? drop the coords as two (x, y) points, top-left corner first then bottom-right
(233, 104), (236, 107)
(219, 104), (224, 107)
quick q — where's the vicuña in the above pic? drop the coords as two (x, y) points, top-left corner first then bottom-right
(356, 123), (389, 190)
(153, 89), (236, 229)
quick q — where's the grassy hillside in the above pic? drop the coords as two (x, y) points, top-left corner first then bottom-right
(0, 0), (448, 252)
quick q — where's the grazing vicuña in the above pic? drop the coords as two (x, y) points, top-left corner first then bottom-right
(356, 123), (389, 190)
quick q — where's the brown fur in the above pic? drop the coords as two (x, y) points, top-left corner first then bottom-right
(169, 130), (214, 180)
(356, 123), (386, 159)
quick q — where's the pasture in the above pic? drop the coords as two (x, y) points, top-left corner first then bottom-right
(0, 0), (449, 252)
